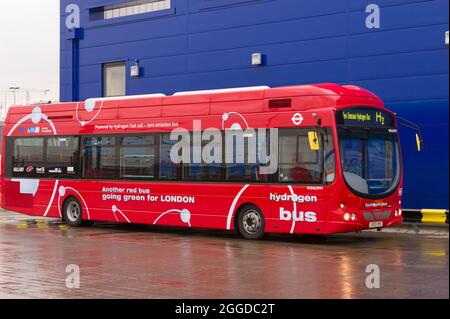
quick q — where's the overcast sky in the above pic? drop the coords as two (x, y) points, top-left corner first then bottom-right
(0, 0), (59, 114)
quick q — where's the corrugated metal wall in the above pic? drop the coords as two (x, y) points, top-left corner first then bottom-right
(60, 0), (449, 209)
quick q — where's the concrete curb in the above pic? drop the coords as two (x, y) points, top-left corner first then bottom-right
(368, 222), (449, 237)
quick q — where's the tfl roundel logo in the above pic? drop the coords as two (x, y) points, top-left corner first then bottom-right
(291, 113), (304, 126)
(26, 166), (34, 173)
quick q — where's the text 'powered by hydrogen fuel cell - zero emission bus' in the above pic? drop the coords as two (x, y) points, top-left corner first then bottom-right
(1, 83), (421, 239)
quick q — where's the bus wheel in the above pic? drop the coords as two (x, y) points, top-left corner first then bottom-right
(62, 196), (94, 227)
(236, 205), (265, 240)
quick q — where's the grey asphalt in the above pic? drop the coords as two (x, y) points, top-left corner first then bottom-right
(0, 210), (448, 299)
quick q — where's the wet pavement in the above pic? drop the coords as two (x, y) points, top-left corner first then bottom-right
(0, 209), (448, 299)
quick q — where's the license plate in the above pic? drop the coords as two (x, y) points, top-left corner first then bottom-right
(369, 221), (384, 228)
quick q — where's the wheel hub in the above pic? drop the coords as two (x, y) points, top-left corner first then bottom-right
(242, 210), (262, 234)
(67, 202), (81, 222)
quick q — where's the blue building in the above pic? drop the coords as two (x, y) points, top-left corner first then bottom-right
(60, 0), (449, 210)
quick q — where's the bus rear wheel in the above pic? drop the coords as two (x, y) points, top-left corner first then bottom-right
(236, 205), (265, 240)
(62, 196), (94, 227)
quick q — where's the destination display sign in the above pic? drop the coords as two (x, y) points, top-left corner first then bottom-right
(336, 108), (395, 128)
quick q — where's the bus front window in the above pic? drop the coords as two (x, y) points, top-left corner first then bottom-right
(338, 130), (401, 197)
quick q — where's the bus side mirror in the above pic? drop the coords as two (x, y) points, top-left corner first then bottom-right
(397, 116), (423, 153)
(308, 131), (320, 151)
(416, 133), (422, 152)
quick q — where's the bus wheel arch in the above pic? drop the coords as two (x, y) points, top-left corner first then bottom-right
(234, 203), (266, 240)
(61, 195), (94, 227)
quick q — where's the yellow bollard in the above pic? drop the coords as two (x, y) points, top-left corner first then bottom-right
(421, 209), (448, 224)
(36, 220), (49, 229)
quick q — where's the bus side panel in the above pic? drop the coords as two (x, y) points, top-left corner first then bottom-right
(1, 179), (267, 231)
(2, 178), (333, 235)
(3, 179), (58, 217)
(265, 185), (328, 235)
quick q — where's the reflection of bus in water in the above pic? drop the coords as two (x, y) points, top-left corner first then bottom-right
(1, 84), (405, 240)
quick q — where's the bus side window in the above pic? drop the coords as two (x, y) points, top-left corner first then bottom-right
(278, 129), (323, 184)
(324, 128), (336, 184)
(47, 137), (80, 178)
(12, 138), (45, 178)
(120, 136), (156, 179)
(160, 134), (178, 180)
(83, 137), (119, 179)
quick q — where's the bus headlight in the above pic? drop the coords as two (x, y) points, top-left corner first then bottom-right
(344, 213), (356, 222)
(395, 209), (402, 217)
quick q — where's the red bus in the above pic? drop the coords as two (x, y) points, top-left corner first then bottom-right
(0, 84), (403, 239)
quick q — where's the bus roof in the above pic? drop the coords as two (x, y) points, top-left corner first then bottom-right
(5, 83), (384, 123)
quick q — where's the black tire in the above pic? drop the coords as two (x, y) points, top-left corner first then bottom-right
(62, 196), (94, 227)
(236, 205), (265, 240)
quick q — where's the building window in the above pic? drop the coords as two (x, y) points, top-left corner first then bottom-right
(103, 62), (126, 97)
(103, 0), (171, 20)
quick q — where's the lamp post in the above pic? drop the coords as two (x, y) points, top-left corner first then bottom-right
(9, 87), (20, 105)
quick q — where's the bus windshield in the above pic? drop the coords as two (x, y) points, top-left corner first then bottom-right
(338, 129), (401, 197)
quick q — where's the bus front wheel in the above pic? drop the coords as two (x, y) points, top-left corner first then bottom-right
(236, 205), (265, 240)
(62, 196), (94, 227)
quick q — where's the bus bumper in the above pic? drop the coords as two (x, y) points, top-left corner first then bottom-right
(324, 217), (403, 234)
